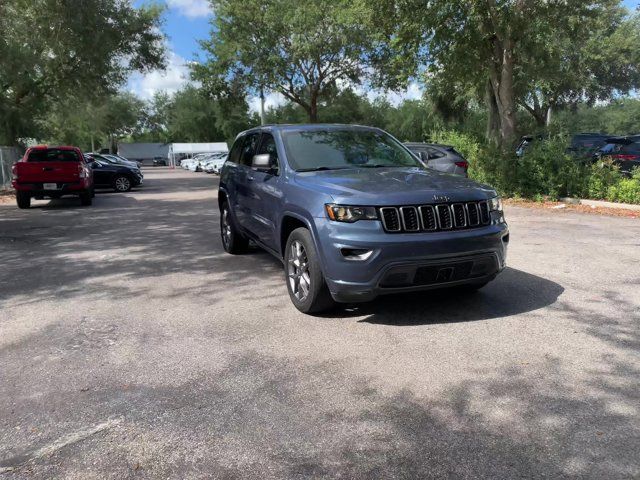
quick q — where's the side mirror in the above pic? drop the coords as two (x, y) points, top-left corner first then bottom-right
(252, 153), (272, 171)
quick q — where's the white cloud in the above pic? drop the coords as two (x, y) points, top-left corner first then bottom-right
(128, 51), (193, 99)
(248, 91), (287, 113)
(167, 0), (212, 18)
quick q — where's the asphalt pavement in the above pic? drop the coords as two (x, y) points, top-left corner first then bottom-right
(1, 168), (639, 479)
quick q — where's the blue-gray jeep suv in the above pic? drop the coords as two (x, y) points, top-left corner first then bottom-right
(218, 124), (509, 313)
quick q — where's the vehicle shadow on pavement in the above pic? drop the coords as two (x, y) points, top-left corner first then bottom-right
(327, 267), (564, 325)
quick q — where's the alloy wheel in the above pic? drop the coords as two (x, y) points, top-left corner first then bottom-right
(115, 177), (131, 192)
(221, 208), (232, 249)
(288, 240), (311, 301)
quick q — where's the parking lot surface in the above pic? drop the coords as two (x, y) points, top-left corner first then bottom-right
(1, 168), (639, 479)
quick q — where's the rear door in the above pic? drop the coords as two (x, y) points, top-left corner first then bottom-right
(17, 148), (82, 184)
(91, 160), (115, 186)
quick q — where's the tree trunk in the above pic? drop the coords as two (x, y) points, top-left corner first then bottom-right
(545, 104), (553, 126)
(496, 39), (516, 146)
(308, 89), (319, 123)
(485, 80), (500, 145)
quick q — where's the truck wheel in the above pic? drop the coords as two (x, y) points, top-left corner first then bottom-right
(220, 200), (249, 254)
(80, 191), (93, 206)
(113, 176), (132, 192)
(16, 191), (31, 209)
(285, 227), (335, 314)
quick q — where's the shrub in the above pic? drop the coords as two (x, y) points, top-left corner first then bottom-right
(426, 131), (640, 205)
(606, 168), (640, 204)
(586, 159), (622, 199)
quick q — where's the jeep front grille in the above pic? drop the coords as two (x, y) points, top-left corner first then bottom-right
(380, 201), (490, 233)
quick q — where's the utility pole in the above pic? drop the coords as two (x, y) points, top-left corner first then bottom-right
(260, 85), (266, 125)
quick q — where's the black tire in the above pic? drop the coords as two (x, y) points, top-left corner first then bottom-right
(91, 186), (95, 198)
(80, 190), (93, 206)
(16, 191), (31, 209)
(220, 200), (249, 254)
(113, 175), (132, 192)
(284, 227), (335, 314)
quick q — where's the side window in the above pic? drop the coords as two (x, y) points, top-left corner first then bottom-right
(257, 133), (279, 171)
(228, 136), (244, 164)
(240, 133), (260, 166)
(427, 147), (444, 159)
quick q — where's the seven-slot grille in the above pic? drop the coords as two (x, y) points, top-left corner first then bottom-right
(380, 201), (490, 233)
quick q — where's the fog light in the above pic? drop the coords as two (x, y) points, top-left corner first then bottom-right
(340, 248), (373, 261)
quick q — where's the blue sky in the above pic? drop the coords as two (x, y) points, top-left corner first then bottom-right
(128, 0), (640, 108)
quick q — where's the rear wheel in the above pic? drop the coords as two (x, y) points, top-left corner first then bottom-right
(80, 190), (93, 206)
(285, 228), (335, 314)
(220, 200), (249, 254)
(113, 176), (132, 192)
(16, 191), (31, 209)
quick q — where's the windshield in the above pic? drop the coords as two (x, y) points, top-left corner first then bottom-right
(281, 129), (423, 171)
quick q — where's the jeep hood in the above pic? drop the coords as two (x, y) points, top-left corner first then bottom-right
(293, 167), (496, 205)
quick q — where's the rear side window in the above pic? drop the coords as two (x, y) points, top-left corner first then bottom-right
(621, 143), (640, 154)
(228, 137), (244, 164)
(427, 147), (445, 159)
(27, 149), (79, 162)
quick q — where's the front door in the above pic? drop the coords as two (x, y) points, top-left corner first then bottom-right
(245, 133), (283, 250)
(234, 132), (260, 231)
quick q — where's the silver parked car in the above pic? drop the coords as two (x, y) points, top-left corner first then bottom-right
(404, 142), (469, 177)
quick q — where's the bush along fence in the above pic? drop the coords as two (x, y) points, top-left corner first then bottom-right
(429, 131), (640, 205)
(0, 147), (21, 189)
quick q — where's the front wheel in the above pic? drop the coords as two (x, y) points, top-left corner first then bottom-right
(220, 201), (249, 254)
(113, 176), (132, 192)
(16, 191), (31, 209)
(285, 228), (335, 314)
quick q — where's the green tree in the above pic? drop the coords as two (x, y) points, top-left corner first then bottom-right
(195, 0), (378, 122)
(371, 0), (638, 147)
(0, 0), (165, 145)
(42, 93), (146, 151)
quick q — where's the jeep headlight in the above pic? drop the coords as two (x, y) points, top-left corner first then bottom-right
(325, 204), (378, 223)
(488, 196), (503, 212)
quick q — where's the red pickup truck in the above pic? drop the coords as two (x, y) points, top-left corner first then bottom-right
(12, 146), (94, 209)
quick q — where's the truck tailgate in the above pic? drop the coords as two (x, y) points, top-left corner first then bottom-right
(16, 161), (80, 183)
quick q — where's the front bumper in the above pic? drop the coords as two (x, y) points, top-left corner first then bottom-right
(313, 216), (509, 303)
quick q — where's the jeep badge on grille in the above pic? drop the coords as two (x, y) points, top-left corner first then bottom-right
(433, 194), (450, 202)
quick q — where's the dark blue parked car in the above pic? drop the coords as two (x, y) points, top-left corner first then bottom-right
(218, 124), (509, 313)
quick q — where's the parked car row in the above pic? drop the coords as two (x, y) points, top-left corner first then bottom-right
(517, 132), (640, 176)
(11, 145), (143, 208)
(180, 152), (228, 174)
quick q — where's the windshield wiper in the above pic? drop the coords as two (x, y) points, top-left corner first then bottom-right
(296, 166), (351, 172)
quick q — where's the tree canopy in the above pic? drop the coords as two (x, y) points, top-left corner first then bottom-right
(195, 0), (379, 122)
(0, 0), (165, 145)
(371, 0), (640, 147)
